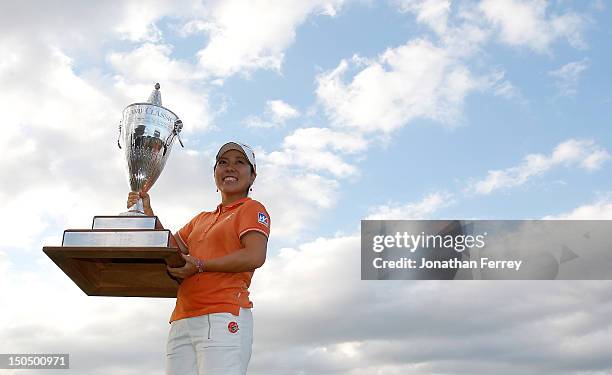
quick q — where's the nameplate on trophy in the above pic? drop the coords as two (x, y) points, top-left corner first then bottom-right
(62, 229), (171, 247)
(92, 216), (161, 229)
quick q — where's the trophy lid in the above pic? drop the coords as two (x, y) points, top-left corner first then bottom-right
(147, 83), (162, 106)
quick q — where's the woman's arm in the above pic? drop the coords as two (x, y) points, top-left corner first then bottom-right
(173, 232), (189, 255)
(204, 231), (267, 272)
(166, 231), (268, 279)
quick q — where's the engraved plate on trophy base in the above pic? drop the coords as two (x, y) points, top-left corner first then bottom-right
(92, 216), (161, 229)
(62, 229), (171, 247)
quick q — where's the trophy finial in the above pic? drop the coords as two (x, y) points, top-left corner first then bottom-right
(148, 83), (162, 106)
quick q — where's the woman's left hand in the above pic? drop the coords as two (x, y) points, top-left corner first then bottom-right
(167, 253), (199, 279)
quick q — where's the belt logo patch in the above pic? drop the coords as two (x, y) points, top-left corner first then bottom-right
(228, 321), (239, 333)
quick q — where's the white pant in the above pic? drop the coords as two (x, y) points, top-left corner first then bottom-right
(166, 308), (253, 375)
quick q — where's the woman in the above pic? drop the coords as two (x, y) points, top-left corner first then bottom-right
(127, 141), (271, 375)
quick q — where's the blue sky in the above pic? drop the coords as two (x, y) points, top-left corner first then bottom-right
(1, 1), (612, 374)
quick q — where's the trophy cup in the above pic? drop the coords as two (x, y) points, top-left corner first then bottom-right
(43, 84), (186, 298)
(119, 82), (183, 216)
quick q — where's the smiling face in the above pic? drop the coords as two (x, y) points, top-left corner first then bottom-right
(214, 149), (256, 203)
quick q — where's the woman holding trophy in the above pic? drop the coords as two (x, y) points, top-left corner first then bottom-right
(127, 141), (270, 375)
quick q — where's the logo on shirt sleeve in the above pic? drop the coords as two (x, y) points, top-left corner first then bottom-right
(258, 212), (269, 227)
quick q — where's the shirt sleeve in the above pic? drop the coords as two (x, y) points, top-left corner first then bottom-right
(177, 213), (200, 245)
(237, 200), (271, 239)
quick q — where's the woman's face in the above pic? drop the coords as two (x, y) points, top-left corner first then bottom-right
(214, 149), (256, 197)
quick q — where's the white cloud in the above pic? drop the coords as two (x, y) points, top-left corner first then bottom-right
(479, 0), (586, 52)
(146, 143), (342, 242)
(0, 252), (173, 373)
(471, 139), (610, 195)
(113, 1), (172, 42)
(0, 0), (345, 251)
(0, 0), (195, 52)
(544, 196), (612, 219)
(0, 41), (344, 251)
(108, 43), (202, 83)
(191, 0), (347, 78)
(3, 228), (612, 374)
(249, 232), (612, 374)
(397, 0), (451, 35)
(283, 127), (367, 154)
(0, 41), (126, 251)
(254, 169), (339, 239)
(237, 126), (368, 239)
(268, 100), (300, 123)
(366, 191), (453, 219)
(317, 40), (478, 133)
(0, 41), (213, 253)
(2, 2), (611, 373)
(244, 99), (300, 129)
(549, 58), (590, 97)
(262, 127), (366, 177)
(243, 115), (277, 129)
(486, 69), (523, 100)
(112, 79), (214, 134)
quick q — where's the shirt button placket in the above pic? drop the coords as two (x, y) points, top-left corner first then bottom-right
(204, 210), (222, 234)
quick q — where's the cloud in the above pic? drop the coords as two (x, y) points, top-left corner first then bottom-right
(3, 225), (612, 374)
(138, 142), (343, 242)
(0, 0), (351, 250)
(4, 199), (612, 375)
(478, 0), (586, 52)
(268, 100), (301, 123)
(0, 41), (127, 251)
(316, 40), (478, 133)
(107, 43), (216, 133)
(0, 36), (344, 251)
(107, 43), (202, 83)
(397, 0), (451, 35)
(549, 58), (590, 97)
(544, 195), (612, 219)
(0, 0), (193, 51)
(0, 0), (217, 252)
(0, 38), (215, 252)
(262, 127), (366, 178)
(470, 139), (610, 195)
(249, 232), (612, 374)
(0, 252), (172, 374)
(366, 191), (454, 219)
(189, 0), (348, 78)
(2, 2), (611, 374)
(236, 126), (369, 239)
(486, 69), (524, 101)
(254, 169), (339, 239)
(244, 99), (300, 129)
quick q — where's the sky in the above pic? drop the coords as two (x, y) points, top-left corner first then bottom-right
(1, 0), (612, 374)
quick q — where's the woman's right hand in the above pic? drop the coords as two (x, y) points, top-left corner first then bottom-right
(127, 191), (153, 215)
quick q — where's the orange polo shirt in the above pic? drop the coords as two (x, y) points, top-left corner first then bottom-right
(170, 197), (270, 322)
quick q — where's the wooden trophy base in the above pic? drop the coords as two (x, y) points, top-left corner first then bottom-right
(43, 216), (186, 298)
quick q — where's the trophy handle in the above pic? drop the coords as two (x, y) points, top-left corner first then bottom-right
(166, 119), (184, 148)
(117, 121), (122, 149)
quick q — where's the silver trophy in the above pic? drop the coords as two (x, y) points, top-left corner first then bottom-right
(118, 83), (184, 215)
(43, 83), (186, 298)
